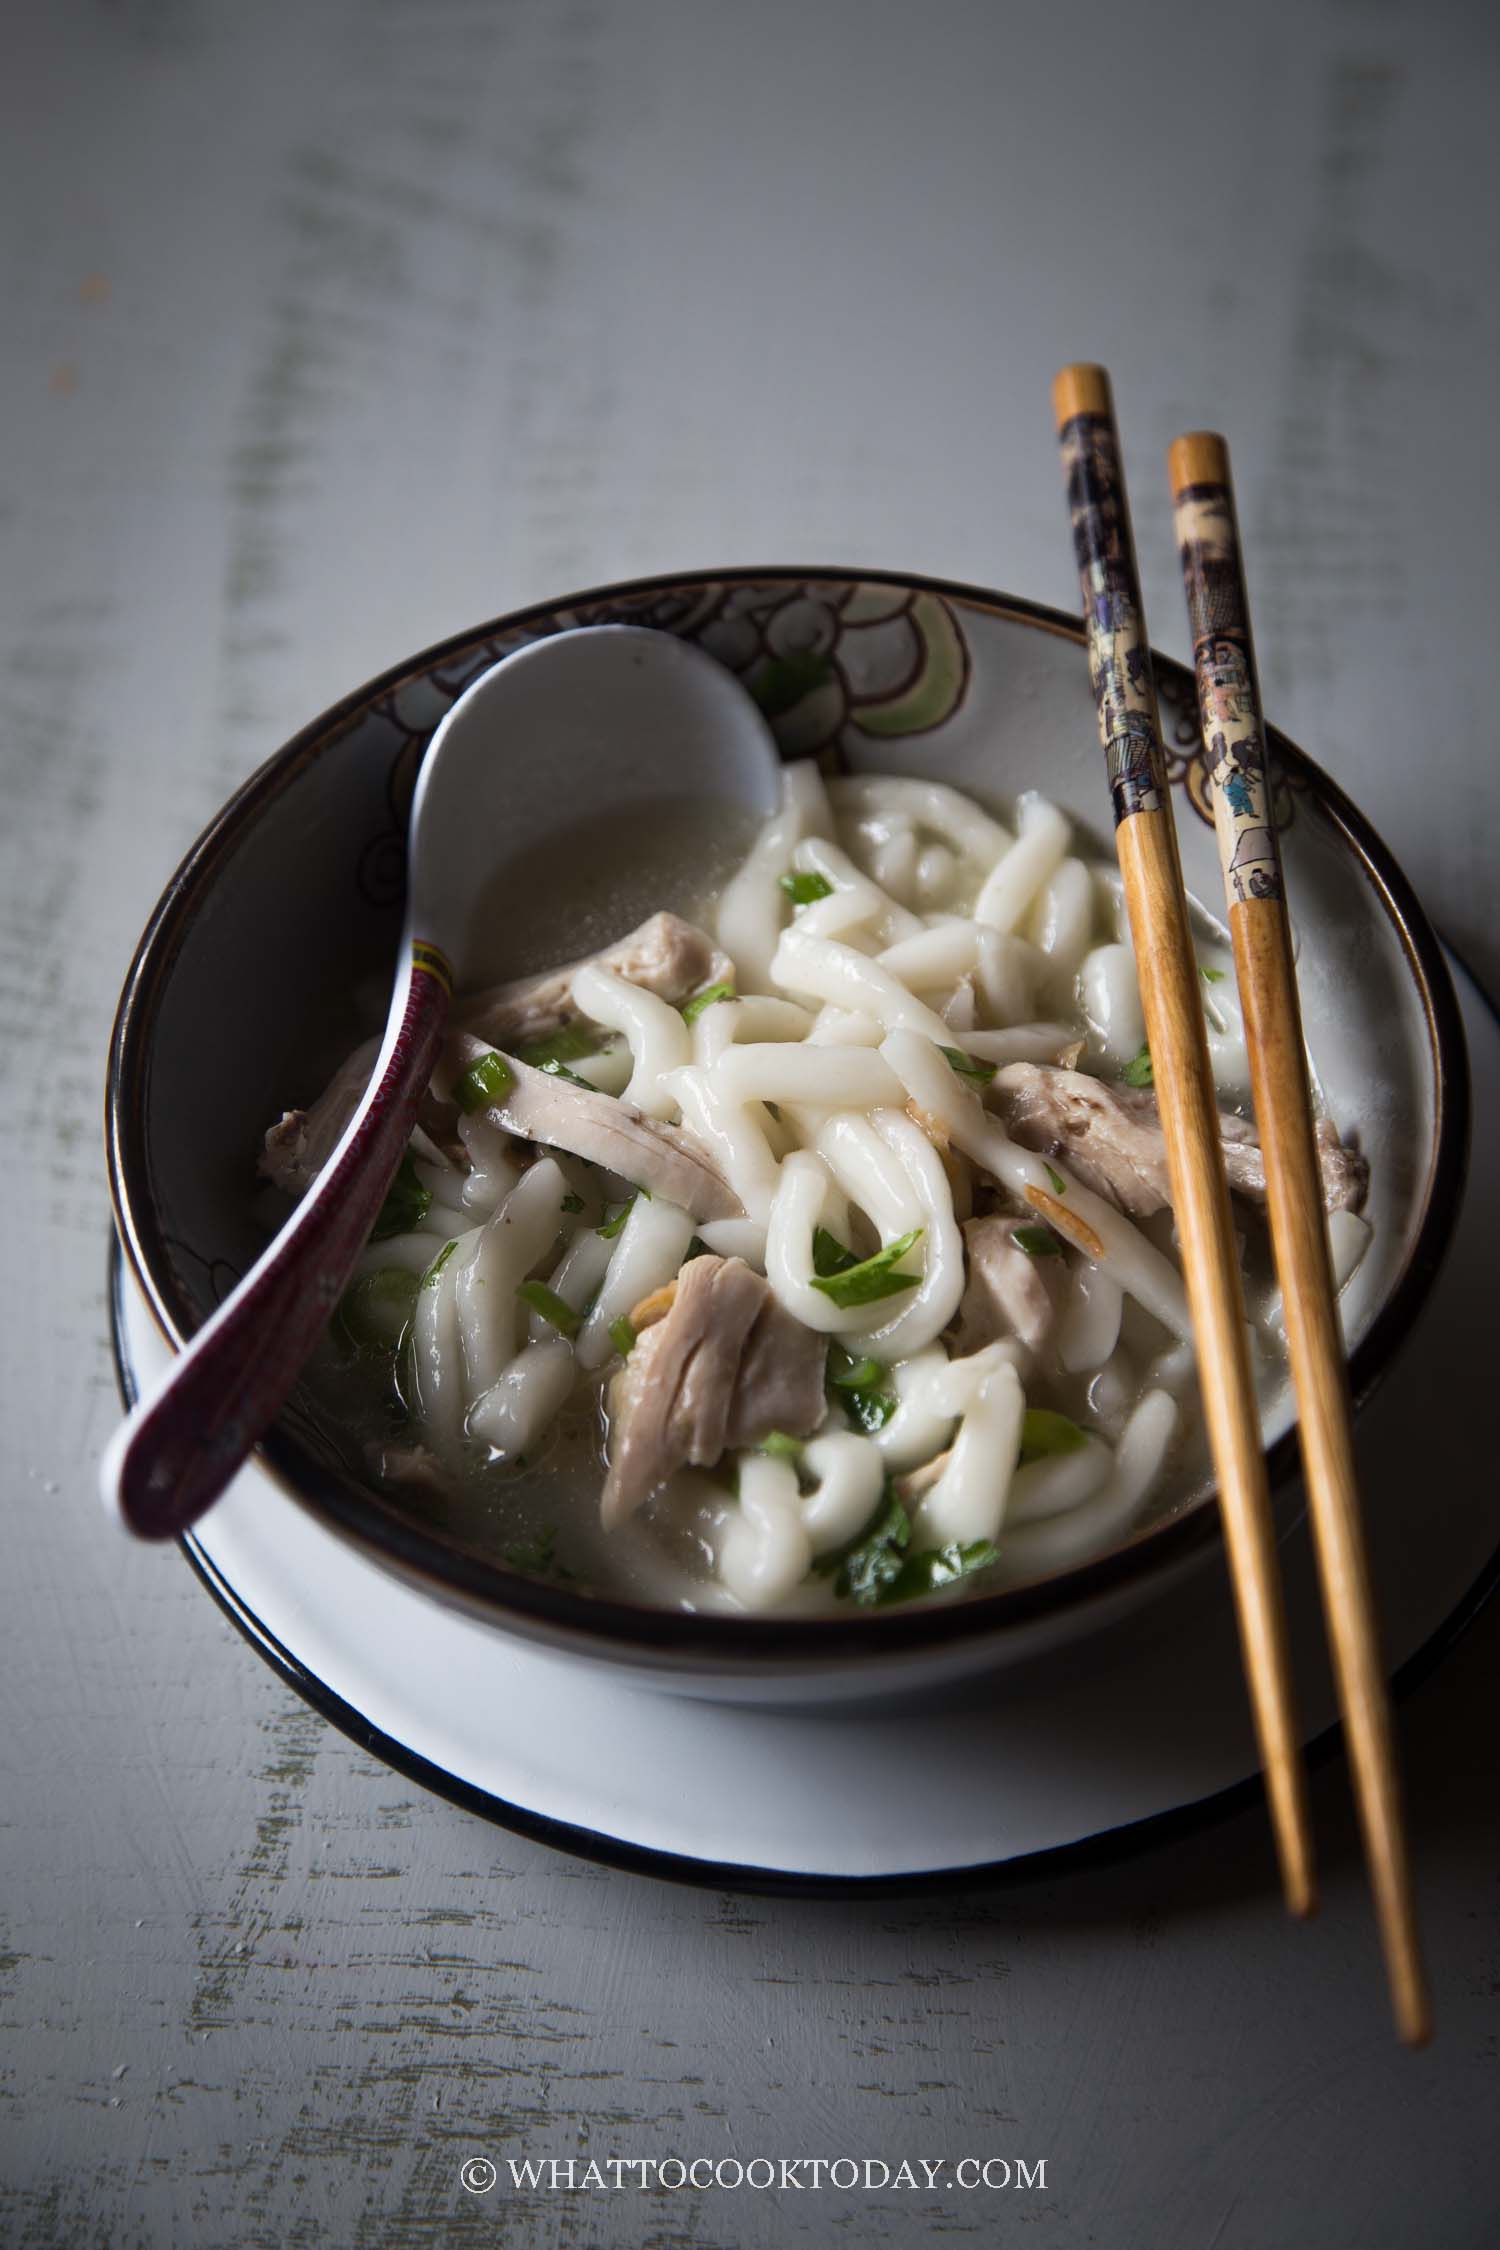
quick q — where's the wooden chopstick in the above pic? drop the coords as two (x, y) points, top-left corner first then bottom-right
(1051, 364), (1316, 1921)
(1169, 431), (1430, 2045)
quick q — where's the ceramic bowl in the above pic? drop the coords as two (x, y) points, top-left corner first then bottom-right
(106, 570), (1469, 1701)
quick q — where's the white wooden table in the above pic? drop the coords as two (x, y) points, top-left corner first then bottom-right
(4, 3), (1496, 2241)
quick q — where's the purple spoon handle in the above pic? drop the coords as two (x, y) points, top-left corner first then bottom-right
(110, 947), (453, 1540)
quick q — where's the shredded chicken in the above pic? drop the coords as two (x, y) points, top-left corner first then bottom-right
(993, 1063), (1367, 1217)
(448, 1032), (741, 1222)
(601, 1255), (825, 1527)
(455, 911), (732, 1046)
(259, 912), (730, 1199)
(951, 1217), (1061, 1357)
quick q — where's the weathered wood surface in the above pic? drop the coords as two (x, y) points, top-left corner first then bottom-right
(2, 2), (1496, 2242)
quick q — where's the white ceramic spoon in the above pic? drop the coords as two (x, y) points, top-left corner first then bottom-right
(101, 625), (783, 1538)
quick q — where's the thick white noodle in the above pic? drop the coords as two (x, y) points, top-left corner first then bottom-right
(789, 835), (924, 943)
(665, 1062), (782, 1229)
(715, 1041), (906, 1111)
(716, 758), (834, 991)
(355, 1231), (447, 1280)
(880, 1030), (1192, 1341)
(876, 920), (980, 990)
(828, 774), (1013, 869)
(771, 927), (957, 1044)
(1030, 855), (1095, 985)
(456, 1110), (522, 1214)
(805, 1004), (886, 1048)
(569, 1042), (634, 1095)
(799, 1431), (886, 1555)
(973, 793), (1071, 932)
(960, 1023), (1076, 1066)
(858, 1110), (966, 1360)
(812, 1113), (924, 1240)
(870, 1345), (957, 1470)
(1080, 942), (1147, 1067)
(695, 1216), (771, 1267)
(717, 1454), (813, 1611)
(912, 1356), (1025, 1547)
(468, 1338), (577, 1457)
(575, 1195), (696, 1370)
(455, 1157), (570, 1396)
(529, 1226), (614, 1345)
(914, 841), (959, 904)
(570, 961), (691, 1120)
(765, 1150), (875, 1336)
(998, 1390), (1178, 1576)
(411, 1226), (482, 1455)
(1006, 1437), (1113, 1525)
(1057, 1264), (1125, 1374)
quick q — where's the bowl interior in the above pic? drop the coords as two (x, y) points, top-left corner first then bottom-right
(110, 571), (1464, 1647)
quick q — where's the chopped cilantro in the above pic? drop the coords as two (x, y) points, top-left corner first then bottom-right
(809, 1227), (924, 1309)
(1123, 1044), (1154, 1088)
(370, 1150), (432, 1241)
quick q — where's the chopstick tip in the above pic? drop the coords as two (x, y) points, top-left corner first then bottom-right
(1168, 430), (1231, 494)
(1052, 362), (1112, 430)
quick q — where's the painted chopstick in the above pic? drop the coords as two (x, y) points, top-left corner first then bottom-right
(1052, 363), (1315, 1919)
(1170, 430), (1430, 2043)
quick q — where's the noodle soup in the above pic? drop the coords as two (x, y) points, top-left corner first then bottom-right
(263, 765), (1372, 1615)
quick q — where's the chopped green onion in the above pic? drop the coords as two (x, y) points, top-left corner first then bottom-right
(810, 1227), (925, 1309)
(421, 1239), (459, 1288)
(1019, 1408), (1089, 1463)
(370, 1150), (432, 1241)
(757, 1430), (804, 1461)
(338, 1267), (419, 1351)
(939, 1043), (997, 1087)
(812, 1226), (859, 1277)
(1200, 964), (1227, 984)
(561, 1191), (586, 1215)
(779, 870), (834, 906)
(681, 980), (736, 1026)
(515, 1022), (605, 1068)
(598, 1198), (634, 1240)
(1123, 1044), (1154, 1089)
(1011, 1224), (1063, 1258)
(827, 1348), (885, 1392)
(608, 1315), (636, 1358)
(516, 1280), (582, 1338)
(1044, 1163), (1066, 1196)
(453, 1050), (514, 1113)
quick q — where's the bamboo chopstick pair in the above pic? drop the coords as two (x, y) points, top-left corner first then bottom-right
(1050, 364), (1428, 2046)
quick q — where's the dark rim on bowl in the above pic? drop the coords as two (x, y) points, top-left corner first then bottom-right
(105, 566), (1471, 1664)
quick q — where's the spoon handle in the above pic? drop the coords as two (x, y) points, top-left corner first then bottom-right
(104, 947), (453, 1539)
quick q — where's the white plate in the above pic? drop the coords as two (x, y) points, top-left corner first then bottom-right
(111, 959), (1499, 1888)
